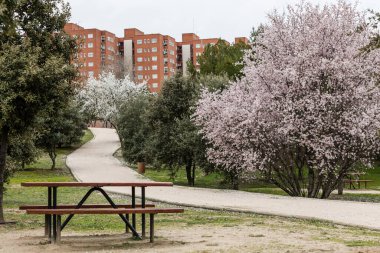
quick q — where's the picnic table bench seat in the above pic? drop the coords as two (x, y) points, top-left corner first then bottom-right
(19, 204), (155, 210)
(24, 207), (184, 243)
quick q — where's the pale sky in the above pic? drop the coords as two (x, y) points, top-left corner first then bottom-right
(65, 0), (380, 42)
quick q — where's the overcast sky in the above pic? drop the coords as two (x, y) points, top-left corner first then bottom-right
(65, 0), (380, 42)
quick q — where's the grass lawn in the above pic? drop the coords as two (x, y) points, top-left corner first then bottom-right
(118, 151), (380, 201)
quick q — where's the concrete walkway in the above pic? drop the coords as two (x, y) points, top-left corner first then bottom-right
(67, 128), (380, 230)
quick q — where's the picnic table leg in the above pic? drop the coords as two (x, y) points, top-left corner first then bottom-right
(141, 187), (146, 238)
(132, 186), (136, 230)
(56, 215), (61, 244)
(52, 187), (57, 243)
(46, 187), (52, 238)
(125, 214), (129, 233)
(150, 214), (154, 243)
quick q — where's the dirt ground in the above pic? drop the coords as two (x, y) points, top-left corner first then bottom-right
(1, 221), (380, 253)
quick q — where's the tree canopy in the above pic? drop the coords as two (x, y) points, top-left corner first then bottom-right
(195, 1), (380, 198)
(147, 75), (207, 186)
(118, 92), (155, 164)
(79, 72), (147, 132)
(188, 39), (250, 81)
(0, 0), (77, 223)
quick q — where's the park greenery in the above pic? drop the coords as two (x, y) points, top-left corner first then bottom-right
(0, 0), (83, 223)
(1, 0), (380, 227)
(188, 39), (250, 81)
(112, 1), (380, 196)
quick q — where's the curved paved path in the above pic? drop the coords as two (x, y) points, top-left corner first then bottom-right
(67, 128), (380, 230)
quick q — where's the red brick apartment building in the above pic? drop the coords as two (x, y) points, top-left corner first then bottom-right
(64, 23), (119, 78)
(122, 28), (178, 92)
(64, 23), (248, 92)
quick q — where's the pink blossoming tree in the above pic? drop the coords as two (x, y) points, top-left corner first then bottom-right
(195, 1), (380, 198)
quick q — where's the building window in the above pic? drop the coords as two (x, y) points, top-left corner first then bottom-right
(152, 47), (157, 52)
(137, 66), (143, 71)
(196, 52), (202, 56)
(137, 39), (142, 45)
(152, 74), (158, 79)
(169, 41), (175, 47)
(88, 34), (93, 39)
(88, 71), (94, 77)
(152, 56), (157, 61)
(137, 57), (143, 62)
(88, 43), (93, 48)
(152, 83), (158, 88)
(151, 38), (157, 43)
(137, 48), (142, 53)
(170, 50), (174, 55)
(88, 52), (94, 58)
(152, 65), (158, 70)
(138, 75), (143, 80)
(107, 37), (114, 42)
(88, 62), (94, 67)
(196, 43), (201, 48)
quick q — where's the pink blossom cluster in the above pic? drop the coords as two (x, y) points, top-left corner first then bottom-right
(195, 1), (380, 184)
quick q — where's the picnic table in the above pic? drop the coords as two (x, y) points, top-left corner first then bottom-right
(343, 172), (373, 189)
(20, 182), (183, 244)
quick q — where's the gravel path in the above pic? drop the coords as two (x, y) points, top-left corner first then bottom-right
(67, 128), (380, 230)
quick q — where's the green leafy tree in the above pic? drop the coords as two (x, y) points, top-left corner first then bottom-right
(0, 0), (77, 223)
(188, 39), (250, 81)
(8, 131), (41, 169)
(37, 102), (85, 170)
(199, 73), (230, 92)
(148, 75), (207, 186)
(118, 93), (155, 164)
(249, 25), (264, 43)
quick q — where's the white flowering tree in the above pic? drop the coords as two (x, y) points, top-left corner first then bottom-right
(195, 1), (380, 198)
(79, 72), (147, 132)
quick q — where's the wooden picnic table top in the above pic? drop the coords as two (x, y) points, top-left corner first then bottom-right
(21, 182), (173, 187)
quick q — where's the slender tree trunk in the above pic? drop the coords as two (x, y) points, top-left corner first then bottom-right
(232, 173), (239, 190)
(0, 127), (9, 224)
(185, 158), (194, 186)
(191, 162), (196, 187)
(48, 144), (57, 170)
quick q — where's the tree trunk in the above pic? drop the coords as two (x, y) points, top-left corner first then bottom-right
(337, 178), (344, 195)
(0, 127), (10, 224)
(231, 172), (239, 190)
(48, 144), (57, 170)
(191, 162), (196, 187)
(185, 158), (194, 186)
